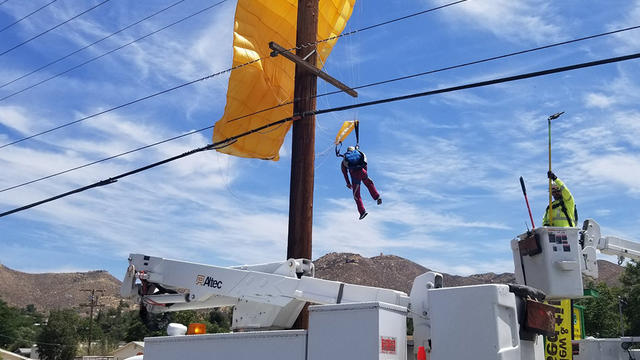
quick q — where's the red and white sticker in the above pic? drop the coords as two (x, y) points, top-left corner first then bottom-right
(380, 336), (396, 354)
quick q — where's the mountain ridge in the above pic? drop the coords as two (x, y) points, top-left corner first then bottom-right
(0, 254), (624, 312)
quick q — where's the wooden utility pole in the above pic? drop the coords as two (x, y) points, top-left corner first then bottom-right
(287, 0), (319, 330)
(80, 289), (104, 355)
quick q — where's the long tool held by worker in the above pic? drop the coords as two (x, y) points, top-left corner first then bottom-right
(519, 176), (535, 229)
(547, 111), (564, 224)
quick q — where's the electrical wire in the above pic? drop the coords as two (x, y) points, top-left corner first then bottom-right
(0, 0), (462, 146)
(0, 0), (10, 7)
(2, 50), (640, 218)
(288, 0), (467, 52)
(0, 54), (254, 150)
(231, 24), (640, 118)
(0, 0), (111, 57)
(0, 115), (296, 218)
(316, 23), (640, 98)
(0, 100), (287, 193)
(3, 24), (640, 193)
(0, 0), (187, 89)
(0, 0), (228, 103)
(2, 6), (639, 194)
(0, 0), (58, 34)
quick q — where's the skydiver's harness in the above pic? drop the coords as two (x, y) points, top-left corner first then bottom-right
(343, 149), (366, 170)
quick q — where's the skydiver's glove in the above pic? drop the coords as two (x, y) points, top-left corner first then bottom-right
(547, 171), (557, 180)
(346, 183), (352, 189)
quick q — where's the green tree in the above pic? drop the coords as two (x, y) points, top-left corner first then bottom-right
(9, 326), (38, 351)
(0, 299), (20, 348)
(0, 299), (43, 350)
(620, 260), (640, 335)
(36, 310), (79, 360)
(577, 281), (622, 338)
(124, 310), (164, 341)
(208, 309), (231, 333)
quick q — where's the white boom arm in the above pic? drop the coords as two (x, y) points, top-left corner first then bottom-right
(581, 219), (640, 277)
(121, 254), (413, 331)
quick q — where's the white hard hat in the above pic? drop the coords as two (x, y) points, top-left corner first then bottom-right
(347, 146), (355, 151)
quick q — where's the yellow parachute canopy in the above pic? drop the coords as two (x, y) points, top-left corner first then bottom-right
(213, 0), (356, 160)
(335, 120), (358, 145)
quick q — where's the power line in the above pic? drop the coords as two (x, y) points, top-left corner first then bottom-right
(0, 0), (58, 34)
(292, 0), (467, 51)
(0, 0), (10, 6)
(0, 0), (228, 102)
(3, 25), (640, 193)
(2, 50), (639, 218)
(0, 0), (111, 58)
(0, 0), (461, 146)
(0, 99), (294, 193)
(0, 55), (254, 150)
(317, 24), (640, 98)
(0, 0), (187, 89)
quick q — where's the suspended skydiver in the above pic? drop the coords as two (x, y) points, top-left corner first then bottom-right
(340, 146), (382, 220)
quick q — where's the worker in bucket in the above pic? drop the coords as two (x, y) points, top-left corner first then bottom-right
(542, 171), (577, 227)
(341, 146), (382, 220)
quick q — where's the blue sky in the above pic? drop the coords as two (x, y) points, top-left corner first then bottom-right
(1, 0), (639, 278)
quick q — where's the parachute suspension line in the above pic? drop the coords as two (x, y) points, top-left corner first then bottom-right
(348, 9), (361, 134)
(334, 120), (359, 156)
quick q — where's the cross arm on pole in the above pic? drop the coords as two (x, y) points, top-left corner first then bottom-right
(269, 41), (358, 98)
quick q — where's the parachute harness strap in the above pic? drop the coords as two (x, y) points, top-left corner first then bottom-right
(354, 120), (359, 148)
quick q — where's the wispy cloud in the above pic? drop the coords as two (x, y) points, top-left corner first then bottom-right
(0, 105), (42, 134)
(435, 0), (563, 44)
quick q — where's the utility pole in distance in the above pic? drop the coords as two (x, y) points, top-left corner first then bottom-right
(287, 0), (319, 330)
(80, 289), (104, 355)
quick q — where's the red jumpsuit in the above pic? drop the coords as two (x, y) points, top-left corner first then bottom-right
(341, 154), (380, 217)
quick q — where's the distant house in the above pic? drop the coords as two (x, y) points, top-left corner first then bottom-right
(0, 348), (30, 360)
(110, 342), (144, 360)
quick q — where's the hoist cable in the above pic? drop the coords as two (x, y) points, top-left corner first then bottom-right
(0, 0), (58, 34)
(2, 50), (639, 218)
(0, 0), (188, 89)
(0, 0), (110, 58)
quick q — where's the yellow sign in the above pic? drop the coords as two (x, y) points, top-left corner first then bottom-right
(545, 299), (572, 360)
(573, 306), (583, 340)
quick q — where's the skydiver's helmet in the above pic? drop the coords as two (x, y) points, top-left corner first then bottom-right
(347, 146), (355, 152)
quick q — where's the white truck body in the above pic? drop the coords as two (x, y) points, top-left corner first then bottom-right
(120, 219), (640, 360)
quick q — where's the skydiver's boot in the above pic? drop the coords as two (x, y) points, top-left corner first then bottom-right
(359, 212), (368, 220)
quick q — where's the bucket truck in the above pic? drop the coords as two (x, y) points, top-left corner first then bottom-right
(120, 219), (640, 360)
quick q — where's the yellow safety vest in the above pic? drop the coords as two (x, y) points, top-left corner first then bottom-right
(542, 178), (576, 227)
